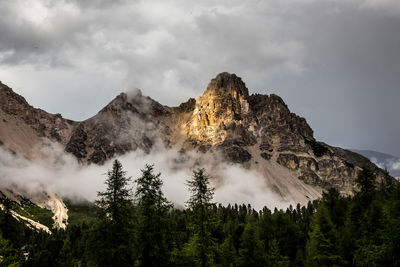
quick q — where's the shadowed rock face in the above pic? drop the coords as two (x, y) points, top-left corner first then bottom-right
(0, 74), (384, 197)
(65, 92), (172, 164)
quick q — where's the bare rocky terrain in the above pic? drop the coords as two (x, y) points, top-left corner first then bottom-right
(0, 73), (385, 227)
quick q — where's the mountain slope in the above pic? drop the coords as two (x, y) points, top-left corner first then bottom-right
(0, 81), (75, 158)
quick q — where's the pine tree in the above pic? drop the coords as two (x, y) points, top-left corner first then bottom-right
(86, 159), (134, 266)
(185, 168), (215, 267)
(266, 239), (290, 267)
(322, 188), (348, 227)
(355, 167), (377, 206)
(96, 159), (133, 225)
(238, 216), (266, 267)
(306, 205), (343, 266)
(134, 164), (171, 267)
(219, 235), (237, 266)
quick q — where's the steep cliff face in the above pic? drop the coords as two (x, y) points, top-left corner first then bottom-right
(0, 74), (383, 200)
(187, 73), (252, 146)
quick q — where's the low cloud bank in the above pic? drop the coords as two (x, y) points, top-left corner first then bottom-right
(0, 143), (289, 211)
(390, 160), (400, 171)
(370, 156), (400, 176)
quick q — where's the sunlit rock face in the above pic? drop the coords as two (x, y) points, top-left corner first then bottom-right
(185, 72), (315, 165)
(187, 72), (253, 146)
(185, 73), (316, 153)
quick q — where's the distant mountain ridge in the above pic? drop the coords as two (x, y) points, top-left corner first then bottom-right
(351, 149), (400, 177)
(0, 73), (386, 206)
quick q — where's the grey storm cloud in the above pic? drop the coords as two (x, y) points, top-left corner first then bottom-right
(0, 0), (399, 156)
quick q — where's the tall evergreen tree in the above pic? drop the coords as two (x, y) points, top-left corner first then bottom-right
(355, 167), (377, 206)
(185, 168), (215, 267)
(266, 239), (290, 267)
(86, 159), (134, 266)
(134, 164), (172, 267)
(238, 216), (266, 266)
(306, 205), (343, 266)
(96, 159), (133, 224)
(321, 188), (348, 227)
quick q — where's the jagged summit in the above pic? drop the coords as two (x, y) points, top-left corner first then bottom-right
(205, 72), (249, 98)
(99, 90), (170, 118)
(187, 73), (252, 146)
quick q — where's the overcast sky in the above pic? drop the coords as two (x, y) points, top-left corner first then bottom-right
(0, 0), (399, 156)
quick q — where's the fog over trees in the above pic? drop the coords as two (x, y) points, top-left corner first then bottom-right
(0, 161), (399, 266)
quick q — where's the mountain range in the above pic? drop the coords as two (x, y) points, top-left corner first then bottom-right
(0, 72), (385, 229)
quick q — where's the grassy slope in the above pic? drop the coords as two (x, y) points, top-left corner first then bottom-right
(13, 204), (54, 228)
(0, 196), (53, 229)
(64, 199), (98, 226)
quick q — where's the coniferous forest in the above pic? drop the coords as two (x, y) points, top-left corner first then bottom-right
(1, 160), (399, 267)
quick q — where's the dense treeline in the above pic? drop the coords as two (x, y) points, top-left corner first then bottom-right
(1, 160), (399, 266)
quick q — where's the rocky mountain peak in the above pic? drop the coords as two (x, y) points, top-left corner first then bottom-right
(98, 89), (170, 119)
(187, 73), (252, 146)
(98, 93), (138, 116)
(205, 72), (249, 98)
(65, 89), (173, 164)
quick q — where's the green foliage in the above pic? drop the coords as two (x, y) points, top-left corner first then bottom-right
(95, 159), (133, 225)
(186, 168), (214, 210)
(2, 165), (400, 267)
(185, 168), (216, 267)
(63, 200), (98, 226)
(238, 216), (266, 266)
(0, 233), (20, 266)
(13, 203), (54, 229)
(306, 205), (343, 266)
(355, 168), (377, 197)
(266, 239), (290, 267)
(86, 159), (135, 266)
(321, 188), (348, 227)
(0, 199), (29, 246)
(134, 164), (172, 266)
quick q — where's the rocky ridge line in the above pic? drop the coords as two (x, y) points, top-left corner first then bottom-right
(0, 74), (384, 197)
